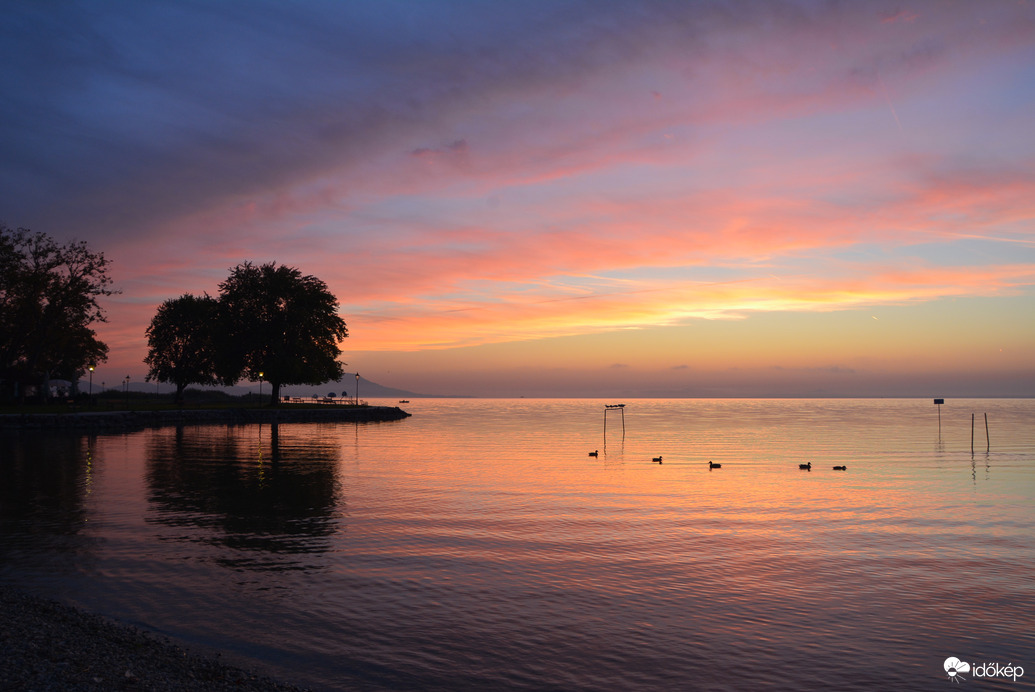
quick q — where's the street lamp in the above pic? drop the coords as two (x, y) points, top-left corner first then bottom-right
(355, 373), (359, 406)
(124, 375), (130, 409)
(258, 372), (264, 407)
(88, 366), (94, 399)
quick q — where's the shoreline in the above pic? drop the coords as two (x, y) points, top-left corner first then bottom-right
(0, 405), (411, 432)
(0, 585), (312, 691)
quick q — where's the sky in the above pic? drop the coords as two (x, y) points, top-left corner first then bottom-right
(2, 0), (1034, 397)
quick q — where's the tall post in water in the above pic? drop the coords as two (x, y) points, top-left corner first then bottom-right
(971, 413), (975, 455)
(985, 412), (990, 453)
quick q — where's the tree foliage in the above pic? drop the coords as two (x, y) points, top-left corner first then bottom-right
(144, 293), (220, 403)
(216, 262), (348, 404)
(0, 224), (115, 400)
(142, 262), (348, 406)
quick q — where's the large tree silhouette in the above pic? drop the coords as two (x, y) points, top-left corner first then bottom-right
(216, 262), (347, 405)
(144, 293), (220, 403)
(1, 225), (114, 401)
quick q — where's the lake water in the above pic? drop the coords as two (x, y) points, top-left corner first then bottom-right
(1, 398), (1033, 690)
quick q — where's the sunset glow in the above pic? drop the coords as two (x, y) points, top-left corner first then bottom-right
(2, 1), (1033, 396)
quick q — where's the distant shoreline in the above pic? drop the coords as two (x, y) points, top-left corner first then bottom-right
(0, 405), (411, 432)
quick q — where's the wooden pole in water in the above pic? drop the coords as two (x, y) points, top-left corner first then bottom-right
(971, 413), (974, 455)
(985, 412), (990, 453)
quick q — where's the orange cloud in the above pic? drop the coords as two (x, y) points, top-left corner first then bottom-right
(342, 262), (1035, 352)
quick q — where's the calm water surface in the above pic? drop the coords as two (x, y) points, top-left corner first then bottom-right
(2, 398), (1033, 691)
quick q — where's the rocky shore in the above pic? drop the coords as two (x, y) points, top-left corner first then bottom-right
(0, 406), (411, 433)
(0, 586), (311, 691)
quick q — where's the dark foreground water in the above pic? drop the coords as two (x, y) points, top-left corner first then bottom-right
(1, 398), (1033, 691)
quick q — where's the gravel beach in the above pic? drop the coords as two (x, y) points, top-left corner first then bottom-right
(0, 586), (312, 691)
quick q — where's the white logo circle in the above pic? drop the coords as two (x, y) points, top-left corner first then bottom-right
(944, 657), (971, 682)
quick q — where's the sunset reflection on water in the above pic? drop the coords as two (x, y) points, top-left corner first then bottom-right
(1, 398), (1032, 690)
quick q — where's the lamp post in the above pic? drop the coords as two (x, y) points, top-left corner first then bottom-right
(355, 373), (360, 406)
(124, 375), (130, 409)
(88, 366), (94, 400)
(258, 372), (264, 408)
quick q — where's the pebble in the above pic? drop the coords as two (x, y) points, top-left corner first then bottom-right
(0, 586), (312, 691)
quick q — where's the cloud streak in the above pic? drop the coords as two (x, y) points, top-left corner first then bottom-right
(342, 261), (1035, 351)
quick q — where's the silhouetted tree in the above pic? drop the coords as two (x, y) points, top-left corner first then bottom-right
(144, 293), (220, 403)
(0, 225), (115, 401)
(216, 262), (347, 405)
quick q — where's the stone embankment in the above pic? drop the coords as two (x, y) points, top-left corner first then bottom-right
(0, 406), (411, 432)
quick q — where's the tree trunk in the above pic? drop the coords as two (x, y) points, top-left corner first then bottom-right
(175, 383), (185, 405)
(270, 381), (281, 406)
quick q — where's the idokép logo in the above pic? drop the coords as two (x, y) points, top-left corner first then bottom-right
(944, 656), (1025, 684)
